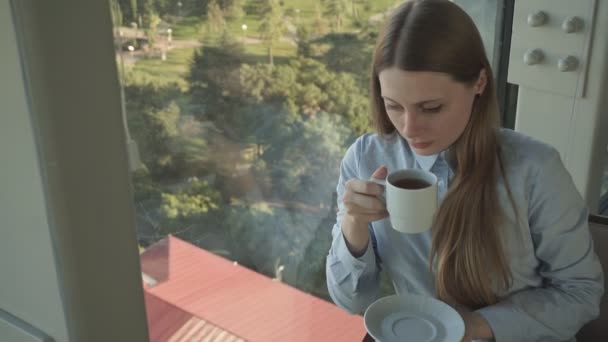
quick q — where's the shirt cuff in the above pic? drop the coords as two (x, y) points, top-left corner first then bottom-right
(335, 230), (376, 271)
(476, 303), (519, 342)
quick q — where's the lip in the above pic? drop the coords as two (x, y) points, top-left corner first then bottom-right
(410, 141), (433, 149)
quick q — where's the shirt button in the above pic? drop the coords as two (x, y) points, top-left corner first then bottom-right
(438, 180), (444, 187)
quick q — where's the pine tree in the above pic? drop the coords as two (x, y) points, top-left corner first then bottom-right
(207, 0), (226, 33)
(258, 0), (287, 65)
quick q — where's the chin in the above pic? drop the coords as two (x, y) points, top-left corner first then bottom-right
(413, 148), (439, 156)
(410, 142), (442, 155)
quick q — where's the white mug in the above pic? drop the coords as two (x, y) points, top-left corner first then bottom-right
(370, 169), (438, 233)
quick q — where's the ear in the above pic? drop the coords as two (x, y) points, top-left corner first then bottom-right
(473, 68), (488, 95)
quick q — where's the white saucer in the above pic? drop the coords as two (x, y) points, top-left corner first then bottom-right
(364, 294), (465, 342)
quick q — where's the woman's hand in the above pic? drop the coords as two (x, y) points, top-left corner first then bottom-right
(343, 165), (389, 224)
(340, 166), (389, 255)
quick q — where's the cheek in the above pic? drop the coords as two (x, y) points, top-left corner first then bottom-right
(437, 106), (472, 138)
(386, 111), (403, 127)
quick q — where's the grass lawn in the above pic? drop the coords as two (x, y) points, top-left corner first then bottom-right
(171, 16), (204, 40)
(130, 47), (196, 89)
(128, 39), (294, 88)
(168, 0), (400, 42)
(243, 40), (296, 60)
(128, 0), (400, 86)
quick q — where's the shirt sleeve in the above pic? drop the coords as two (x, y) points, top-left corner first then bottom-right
(326, 136), (382, 315)
(476, 148), (604, 342)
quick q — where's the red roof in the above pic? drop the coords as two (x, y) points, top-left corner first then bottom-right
(140, 236), (365, 342)
(144, 291), (244, 341)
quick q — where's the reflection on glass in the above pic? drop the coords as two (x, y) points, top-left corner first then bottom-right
(600, 160), (608, 216)
(109, 0), (498, 339)
(453, 0), (498, 61)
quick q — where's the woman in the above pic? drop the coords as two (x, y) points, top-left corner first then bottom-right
(325, 0), (603, 341)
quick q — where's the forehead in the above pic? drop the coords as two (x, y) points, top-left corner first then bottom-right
(378, 68), (462, 103)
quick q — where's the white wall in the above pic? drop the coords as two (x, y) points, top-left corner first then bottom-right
(0, 1), (70, 340)
(509, 0), (608, 214)
(2, 0), (149, 341)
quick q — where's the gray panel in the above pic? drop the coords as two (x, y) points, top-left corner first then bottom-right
(0, 309), (53, 342)
(577, 221), (608, 341)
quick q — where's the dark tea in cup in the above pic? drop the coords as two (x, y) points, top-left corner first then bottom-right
(391, 178), (432, 190)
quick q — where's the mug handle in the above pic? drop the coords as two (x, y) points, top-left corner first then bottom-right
(368, 177), (387, 205)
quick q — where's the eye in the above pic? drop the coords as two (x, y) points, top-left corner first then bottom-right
(385, 103), (402, 111)
(421, 105), (442, 113)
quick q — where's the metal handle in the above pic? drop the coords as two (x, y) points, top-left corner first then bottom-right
(557, 56), (579, 72)
(528, 11), (548, 27)
(562, 16), (584, 33)
(524, 49), (545, 65)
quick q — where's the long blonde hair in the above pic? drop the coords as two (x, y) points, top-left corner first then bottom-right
(370, 0), (513, 309)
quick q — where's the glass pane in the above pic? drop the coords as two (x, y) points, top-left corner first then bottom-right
(109, 0), (501, 340)
(600, 160), (608, 216)
(452, 0), (499, 64)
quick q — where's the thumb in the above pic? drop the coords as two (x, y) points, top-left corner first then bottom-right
(371, 165), (388, 179)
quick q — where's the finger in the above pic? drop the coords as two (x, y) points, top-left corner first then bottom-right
(343, 191), (386, 212)
(345, 179), (384, 196)
(344, 210), (389, 223)
(344, 201), (387, 215)
(371, 165), (388, 179)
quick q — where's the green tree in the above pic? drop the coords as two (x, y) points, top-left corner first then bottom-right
(145, 12), (162, 45)
(136, 0), (153, 28)
(312, 0), (330, 36)
(133, 175), (223, 246)
(160, 178), (220, 218)
(214, 112), (352, 296)
(350, 0), (372, 20)
(317, 33), (373, 88)
(263, 113), (351, 202)
(239, 58), (371, 135)
(187, 36), (247, 138)
(239, 63), (297, 103)
(185, 50), (372, 298)
(295, 23), (313, 58)
(110, 0), (124, 27)
(124, 82), (185, 177)
(323, 0), (349, 31)
(221, 0), (245, 19)
(150, 0), (178, 16)
(207, 0), (226, 33)
(116, 0), (139, 23)
(296, 191), (336, 298)
(223, 203), (330, 285)
(172, 0), (210, 16)
(258, 0), (287, 65)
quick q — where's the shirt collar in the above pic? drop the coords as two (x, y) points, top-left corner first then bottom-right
(413, 151), (439, 171)
(412, 149), (456, 172)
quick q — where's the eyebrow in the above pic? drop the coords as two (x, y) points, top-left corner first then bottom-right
(381, 96), (442, 106)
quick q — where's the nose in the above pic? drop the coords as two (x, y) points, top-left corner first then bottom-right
(403, 111), (424, 138)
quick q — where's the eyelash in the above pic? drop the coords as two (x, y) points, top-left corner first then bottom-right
(384, 104), (443, 113)
(385, 104), (402, 111)
(422, 105), (442, 113)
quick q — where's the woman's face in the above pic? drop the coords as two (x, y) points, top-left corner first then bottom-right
(378, 67), (485, 155)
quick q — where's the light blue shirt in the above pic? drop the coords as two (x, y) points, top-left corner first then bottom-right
(326, 129), (603, 341)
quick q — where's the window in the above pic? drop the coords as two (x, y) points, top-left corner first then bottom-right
(600, 161), (608, 216)
(454, 0), (518, 128)
(453, 0), (499, 63)
(109, 0), (504, 339)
